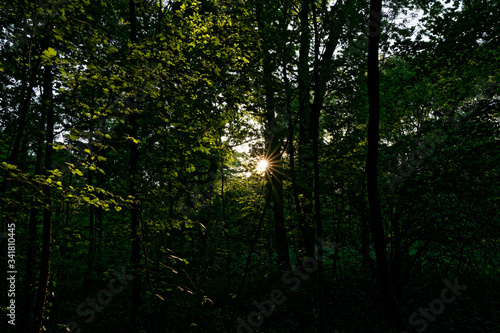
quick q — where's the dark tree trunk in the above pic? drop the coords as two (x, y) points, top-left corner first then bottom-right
(310, 2), (344, 329)
(311, 3), (325, 331)
(311, 3), (327, 330)
(366, 1), (406, 331)
(128, 1), (141, 331)
(22, 93), (46, 332)
(84, 167), (95, 290)
(220, 145), (232, 288)
(270, 158), (290, 270)
(296, 0), (315, 259)
(96, 203), (104, 255)
(286, 55), (303, 267)
(258, 8), (291, 270)
(33, 64), (54, 333)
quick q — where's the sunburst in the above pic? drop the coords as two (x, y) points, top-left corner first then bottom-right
(253, 144), (286, 180)
(255, 158), (270, 174)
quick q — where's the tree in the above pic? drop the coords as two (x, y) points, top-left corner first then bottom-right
(366, 0), (406, 331)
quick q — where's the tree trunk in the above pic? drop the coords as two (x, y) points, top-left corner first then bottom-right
(220, 144), (232, 288)
(84, 167), (95, 290)
(311, 3), (325, 331)
(366, 1), (406, 331)
(22, 91), (46, 332)
(258, 7), (291, 270)
(33, 64), (54, 333)
(296, 0), (315, 259)
(128, 1), (141, 331)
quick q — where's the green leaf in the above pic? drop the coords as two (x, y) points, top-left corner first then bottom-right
(126, 136), (140, 144)
(41, 47), (57, 60)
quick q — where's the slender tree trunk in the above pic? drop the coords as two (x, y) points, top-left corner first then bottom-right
(220, 144), (232, 288)
(128, 1), (141, 331)
(258, 9), (291, 270)
(310, 2), (344, 328)
(270, 158), (290, 270)
(96, 172), (104, 255)
(84, 105), (97, 288)
(366, 1), (406, 331)
(95, 117), (106, 254)
(296, 0), (315, 259)
(286, 58), (302, 266)
(310, 3), (326, 331)
(253, 2), (291, 273)
(168, 179), (173, 249)
(84, 167), (95, 290)
(33, 64), (54, 333)
(312, 112), (326, 333)
(65, 173), (72, 227)
(129, 104), (141, 332)
(96, 208), (103, 253)
(22, 94), (46, 332)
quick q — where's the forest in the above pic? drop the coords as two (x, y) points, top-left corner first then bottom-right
(0, 0), (499, 332)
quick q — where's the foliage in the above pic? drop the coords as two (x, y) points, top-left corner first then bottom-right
(0, 0), (498, 332)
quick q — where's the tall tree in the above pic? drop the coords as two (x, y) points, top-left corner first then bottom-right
(365, 1), (406, 331)
(295, 0), (315, 259)
(128, 0), (141, 331)
(33, 63), (54, 333)
(256, 0), (291, 271)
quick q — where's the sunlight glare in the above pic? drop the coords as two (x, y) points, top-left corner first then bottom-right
(256, 159), (269, 174)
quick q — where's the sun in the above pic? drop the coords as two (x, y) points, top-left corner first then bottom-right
(255, 158), (269, 174)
